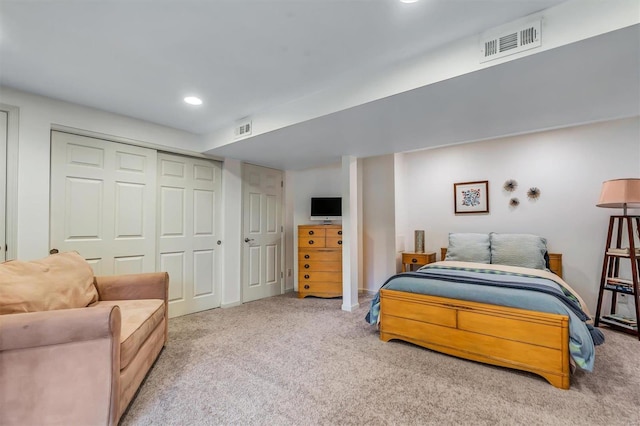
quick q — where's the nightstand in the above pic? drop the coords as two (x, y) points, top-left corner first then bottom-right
(401, 251), (436, 272)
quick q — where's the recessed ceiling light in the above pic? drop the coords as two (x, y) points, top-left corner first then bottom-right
(400, 0), (419, 3)
(184, 96), (203, 105)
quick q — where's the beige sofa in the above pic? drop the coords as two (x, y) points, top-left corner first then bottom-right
(0, 252), (168, 425)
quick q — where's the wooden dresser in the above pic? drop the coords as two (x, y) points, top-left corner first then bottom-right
(298, 224), (342, 298)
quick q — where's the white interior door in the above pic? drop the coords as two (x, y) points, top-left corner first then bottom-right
(50, 132), (157, 275)
(157, 153), (222, 317)
(0, 111), (6, 262)
(242, 163), (283, 302)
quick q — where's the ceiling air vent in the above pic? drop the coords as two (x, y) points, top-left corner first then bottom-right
(234, 119), (252, 139)
(480, 19), (541, 63)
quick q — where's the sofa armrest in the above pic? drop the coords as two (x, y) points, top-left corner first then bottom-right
(94, 272), (169, 302)
(0, 305), (120, 351)
(0, 306), (122, 425)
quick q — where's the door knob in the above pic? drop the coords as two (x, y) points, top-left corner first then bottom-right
(244, 238), (254, 243)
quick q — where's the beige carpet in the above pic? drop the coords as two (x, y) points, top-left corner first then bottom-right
(121, 293), (640, 425)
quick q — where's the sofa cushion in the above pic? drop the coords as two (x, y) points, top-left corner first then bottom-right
(91, 299), (164, 370)
(0, 252), (98, 315)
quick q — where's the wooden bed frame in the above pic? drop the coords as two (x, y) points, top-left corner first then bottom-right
(379, 251), (571, 389)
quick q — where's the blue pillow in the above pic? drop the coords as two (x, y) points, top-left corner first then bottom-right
(490, 233), (547, 270)
(445, 233), (491, 263)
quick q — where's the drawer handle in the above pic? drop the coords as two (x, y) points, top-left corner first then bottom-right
(338, 240), (342, 245)
(304, 254), (310, 259)
(304, 284), (310, 289)
(304, 264), (310, 269)
(412, 258), (418, 263)
(304, 274), (310, 279)
(308, 230), (314, 235)
(338, 230), (342, 235)
(309, 240), (314, 245)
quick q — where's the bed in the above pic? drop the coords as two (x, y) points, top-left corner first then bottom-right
(367, 233), (603, 389)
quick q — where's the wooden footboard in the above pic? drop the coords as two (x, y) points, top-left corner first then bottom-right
(379, 289), (570, 389)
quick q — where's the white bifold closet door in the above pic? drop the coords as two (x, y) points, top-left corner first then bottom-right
(50, 132), (222, 317)
(157, 153), (222, 317)
(50, 131), (157, 275)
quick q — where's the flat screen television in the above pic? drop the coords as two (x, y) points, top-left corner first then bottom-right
(310, 197), (342, 221)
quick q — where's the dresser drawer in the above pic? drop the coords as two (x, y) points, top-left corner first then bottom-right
(326, 228), (343, 238)
(298, 237), (326, 248)
(326, 237), (343, 248)
(298, 281), (341, 296)
(299, 227), (326, 238)
(299, 261), (342, 271)
(298, 271), (342, 282)
(299, 250), (341, 261)
(402, 252), (435, 265)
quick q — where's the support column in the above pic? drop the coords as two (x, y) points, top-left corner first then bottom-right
(220, 158), (243, 308)
(342, 156), (360, 312)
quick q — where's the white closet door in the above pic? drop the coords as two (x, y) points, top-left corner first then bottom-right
(157, 153), (222, 317)
(50, 131), (157, 275)
(0, 111), (6, 262)
(242, 163), (283, 302)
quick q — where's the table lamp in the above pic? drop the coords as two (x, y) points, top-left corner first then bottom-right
(596, 178), (640, 216)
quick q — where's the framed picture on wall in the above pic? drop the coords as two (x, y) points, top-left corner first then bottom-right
(454, 180), (489, 214)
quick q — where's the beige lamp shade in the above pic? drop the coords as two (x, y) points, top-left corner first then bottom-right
(597, 178), (640, 214)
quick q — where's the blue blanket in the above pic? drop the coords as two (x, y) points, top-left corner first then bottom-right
(366, 263), (603, 371)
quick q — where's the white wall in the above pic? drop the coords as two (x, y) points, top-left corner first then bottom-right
(361, 154), (396, 293)
(396, 116), (640, 311)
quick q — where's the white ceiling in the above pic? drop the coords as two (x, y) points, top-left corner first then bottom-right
(208, 25), (640, 170)
(1, 0), (638, 171)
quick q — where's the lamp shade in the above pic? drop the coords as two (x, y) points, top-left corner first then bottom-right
(597, 178), (640, 211)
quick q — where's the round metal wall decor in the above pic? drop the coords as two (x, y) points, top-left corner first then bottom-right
(503, 179), (518, 192)
(527, 187), (541, 200)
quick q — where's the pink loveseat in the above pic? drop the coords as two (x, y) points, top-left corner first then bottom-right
(0, 252), (168, 425)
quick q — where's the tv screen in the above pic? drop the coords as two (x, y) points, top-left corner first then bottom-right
(310, 197), (342, 220)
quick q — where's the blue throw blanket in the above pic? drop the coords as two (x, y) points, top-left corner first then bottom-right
(366, 263), (604, 371)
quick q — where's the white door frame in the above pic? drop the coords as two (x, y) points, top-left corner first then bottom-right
(0, 111), (7, 262)
(0, 104), (19, 261)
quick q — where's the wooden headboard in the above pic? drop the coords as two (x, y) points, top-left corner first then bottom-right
(440, 248), (563, 278)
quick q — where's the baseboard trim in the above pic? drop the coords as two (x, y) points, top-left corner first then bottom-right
(341, 302), (360, 312)
(221, 301), (242, 309)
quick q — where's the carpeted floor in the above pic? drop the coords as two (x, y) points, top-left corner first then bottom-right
(121, 293), (640, 425)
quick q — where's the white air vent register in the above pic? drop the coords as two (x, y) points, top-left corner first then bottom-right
(480, 19), (541, 63)
(234, 118), (252, 138)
